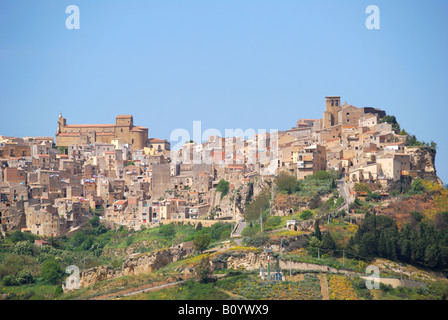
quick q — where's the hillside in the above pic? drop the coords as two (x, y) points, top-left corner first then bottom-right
(2, 169), (448, 301)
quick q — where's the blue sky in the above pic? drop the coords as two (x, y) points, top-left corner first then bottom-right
(0, 0), (447, 183)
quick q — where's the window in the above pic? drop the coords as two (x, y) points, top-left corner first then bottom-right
(331, 100), (334, 106)
(335, 100), (339, 106)
(132, 139), (134, 144)
(121, 129), (123, 132)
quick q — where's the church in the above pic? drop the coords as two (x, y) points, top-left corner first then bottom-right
(55, 114), (148, 149)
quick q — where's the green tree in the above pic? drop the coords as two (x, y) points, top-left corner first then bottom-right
(12, 241), (34, 256)
(16, 270), (35, 285)
(89, 215), (100, 227)
(196, 222), (203, 231)
(359, 233), (377, 258)
(306, 236), (322, 257)
(274, 172), (299, 194)
(2, 275), (18, 286)
(377, 227), (399, 260)
(314, 220), (322, 241)
(41, 257), (63, 285)
(216, 179), (230, 199)
(312, 170), (331, 181)
(425, 244), (440, 268)
(411, 178), (424, 193)
(321, 232), (337, 253)
(243, 190), (270, 222)
(300, 210), (313, 220)
(193, 234), (211, 253)
(196, 255), (213, 283)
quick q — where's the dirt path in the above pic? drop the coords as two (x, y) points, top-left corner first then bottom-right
(318, 274), (329, 300)
(90, 278), (191, 300)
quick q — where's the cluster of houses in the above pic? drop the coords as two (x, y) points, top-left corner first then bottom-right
(0, 97), (418, 237)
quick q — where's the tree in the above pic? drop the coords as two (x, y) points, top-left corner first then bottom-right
(377, 227), (399, 260)
(41, 257), (63, 285)
(12, 241), (34, 256)
(300, 210), (313, 220)
(314, 220), (322, 241)
(196, 222), (203, 231)
(312, 170), (332, 181)
(425, 244), (440, 268)
(216, 179), (230, 199)
(196, 255), (213, 283)
(411, 177), (424, 193)
(274, 172), (299, 194)
(243, 190), (270, 222)
(193, 234), (211, 253)
(16, 270), (35, 285)
(306, 236), (322, 257)
(354, 183), (371, 194)
(321, 232), (337, 253)
(359, 233), (377, 258)
(89, 215), (100, 227)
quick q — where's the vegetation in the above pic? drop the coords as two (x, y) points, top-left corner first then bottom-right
(274, 172), (300, 195)
(196, 255), (213, 283)
(193, 234), (211, 253)
(381, 115), (401, 134)
(216, 179), (230, 199)
(347, 213), (448, 269)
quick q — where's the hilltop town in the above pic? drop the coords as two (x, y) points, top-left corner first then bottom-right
(0, 96), (440, 237)
(2, 96), (448, 301)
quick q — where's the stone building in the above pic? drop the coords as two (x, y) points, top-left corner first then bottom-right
(296, 144), (327, 180)
(56, 114), (148, 149)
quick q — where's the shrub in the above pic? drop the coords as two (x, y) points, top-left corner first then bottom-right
(12, 241), (35, 256)
(41, 257), (63, 285)
(3, 275), (18, 286)
(274, 172), (300, 194)
(300, 210), (313, 220)
(16, 270), (35, 285)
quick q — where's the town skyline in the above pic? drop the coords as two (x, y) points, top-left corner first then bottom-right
(1, 1), (447, 183)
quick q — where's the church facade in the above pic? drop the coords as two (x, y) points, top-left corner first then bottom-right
(55, 114), (148, 149)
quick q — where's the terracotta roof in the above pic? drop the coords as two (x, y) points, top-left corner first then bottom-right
(116, 115), (133, 118)
(114, 200), (127, 205)
(148, 138), (167, 142)
(65, 124), (116, 128)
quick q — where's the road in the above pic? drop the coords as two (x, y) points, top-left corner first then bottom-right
(231, 220), (246, 246)
(91, 279), (188, 300)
